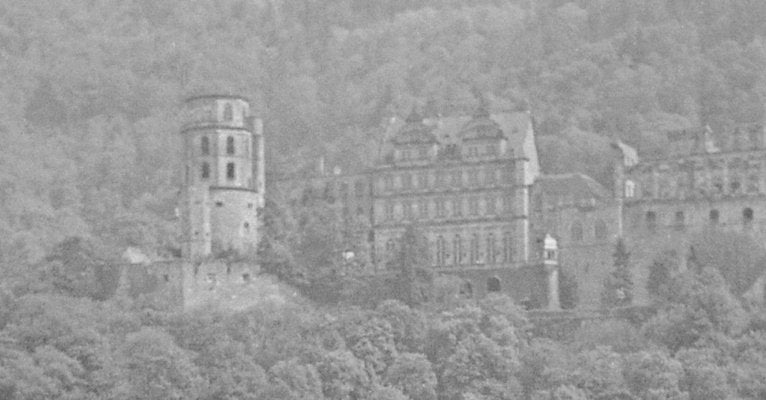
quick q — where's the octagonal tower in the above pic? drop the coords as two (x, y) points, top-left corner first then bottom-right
(180, 94), (265, 260)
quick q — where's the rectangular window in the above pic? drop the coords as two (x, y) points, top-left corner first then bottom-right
(435, 171), (446, 187)
(502, 195), (513, 214)
(355, 180), (365, 198)
(486, 196), (496, 214)
(468, 169), (479, 187)
(436, 198), (446, 217)
(403, 201), (413, 220)
(674, 211), (685, 231)
(385, 202), (394, 220)
(469, 197), (479, 215)
(417, 172), (428, 189)
(384, 176), (394, 191)
(452, 197), (462, 216)
(402, 173), (412, 190)
(485, 167), (497, 186)
(226, 162), (236, 180)
(451, 170), (462, 187)
(418, 200), (429, 219)
(646, 211), (657, 232)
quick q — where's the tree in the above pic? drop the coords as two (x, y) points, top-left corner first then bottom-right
(646, 250), (679, 302)
(622, 351), (688, 400)
(384, 352), (437, 400)
(602, 238), (633, 308)
(642, 267), (748, 353)
(390, 224), (433, 307)
(115, 327), (203, 400)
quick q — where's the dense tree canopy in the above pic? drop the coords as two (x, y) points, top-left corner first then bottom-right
(1, 1), (766, 399)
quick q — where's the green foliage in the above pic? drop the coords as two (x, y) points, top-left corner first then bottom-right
(558, 268), (579, 310)
(642, 267), (748, 353)
(602, 238), (633, 308)
(390, 224), (433, 307)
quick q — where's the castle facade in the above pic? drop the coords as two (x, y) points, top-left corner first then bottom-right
(279, 107), (766, 308)
(127, 94), (766, 310)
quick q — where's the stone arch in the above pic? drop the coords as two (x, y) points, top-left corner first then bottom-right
(459, 281), (473, 298)
(487, 276), (501, 293)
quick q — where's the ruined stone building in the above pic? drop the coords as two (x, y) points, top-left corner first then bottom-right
(281, 108), (766, 309)
(126, 94), (766, 310)
(122, 94), (268, 309)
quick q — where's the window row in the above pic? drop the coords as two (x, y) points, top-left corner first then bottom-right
(382, 166), (514, 192)
(200, 162), (237, 180)
(384, 232), (514, 266)
(200, 136), (237, 156)
(570, 219), (609, 242)
(635, 173), (762, 199)
(642, 207), (755, 232)
(382, 196), (513, 221)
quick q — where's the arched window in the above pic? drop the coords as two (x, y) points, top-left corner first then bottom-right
(226, 136), (235, 155)
(436, 236), (446, 266)
(487, 233), (496, 263)
(710, 209), (720, 224)
(201, 162), (210, 179)
(223, 103), (233, 121)
(453, 235), (463, 265)
(503, 232), (513, 263)
(226, 162), (235, 180)
(571, 221), (583, 242)
(459, 281), (473, 298)
(594, 220), (607, 239)
(487, 277), (501, 293)
(743, 207), (754, 226)
(201, 136), (210, 155)
(470, 234), (480, 264)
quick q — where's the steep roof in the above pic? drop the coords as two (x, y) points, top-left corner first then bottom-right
(390, 110), (438, 145)
(536, 173), (611, 201)
(385, 111), (533, 151)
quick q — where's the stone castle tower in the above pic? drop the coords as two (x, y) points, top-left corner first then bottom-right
(180, 94), (265, 260)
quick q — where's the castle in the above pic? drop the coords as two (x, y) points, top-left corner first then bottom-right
(125, 94), (766, 310)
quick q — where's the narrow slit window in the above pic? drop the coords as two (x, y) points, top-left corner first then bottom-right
(201, 162), (210, 179)
(201, 136), (209, 155)
(226, 136), (235, 155)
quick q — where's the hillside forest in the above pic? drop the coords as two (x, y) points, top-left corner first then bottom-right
(1, 0), (766, 399)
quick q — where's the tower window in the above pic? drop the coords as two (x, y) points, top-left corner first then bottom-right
(201, 136), (210, 155)
(226, 163), (235, 180)
(710, 209), (720, 224)
(226, 136), (235, 155)
(223, 103), (233, 121)
(201, 162), (210, 179)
